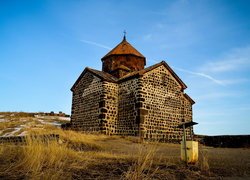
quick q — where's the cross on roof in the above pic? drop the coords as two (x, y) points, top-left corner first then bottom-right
(123, 30), (126, 40)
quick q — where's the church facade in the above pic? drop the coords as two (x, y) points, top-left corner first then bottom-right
(70, 36), (195, 142)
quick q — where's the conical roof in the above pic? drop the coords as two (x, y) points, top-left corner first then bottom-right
(101, 36), (145, 60)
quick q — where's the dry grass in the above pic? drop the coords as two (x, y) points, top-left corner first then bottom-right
(0, 130), (121, 179)
(1, 128), (250, 179)
(1, 130), (85, 178)
(198, 148), (210, 175)
(0, 129), (196, 179)
(123, 144), (159, 179)
(203, 146), (250, 177)
(0, 112), (250, 179)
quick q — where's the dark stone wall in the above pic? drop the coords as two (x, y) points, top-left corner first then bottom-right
(71, 72), (103, 132)
(100, 81), (118, 135)
(139, 65), (193, 142)
(117, 78), (139, 136)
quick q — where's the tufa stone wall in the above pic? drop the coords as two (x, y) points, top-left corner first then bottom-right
(138, 65), (192, 142)
(71, 72), (103, 132)
(100, 81), (119, 135)
(117, 78), (139, 136)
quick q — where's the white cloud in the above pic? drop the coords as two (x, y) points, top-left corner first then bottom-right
(201, 58), (250, 73)
(200, 46), (250, 73)
(172, 46), (250, 86)
(173, 66), (225, 85)
(80, 39), (112, 50)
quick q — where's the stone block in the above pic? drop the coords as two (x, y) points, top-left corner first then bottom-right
(99, 101), (105, 108)
(140, 109), (148, 115)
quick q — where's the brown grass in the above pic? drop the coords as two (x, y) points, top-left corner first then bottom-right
(123, 144), (159, 179)
(1, 128), (250, 179)
(0, 112), (250, 179)
(0, 138), (89, 179)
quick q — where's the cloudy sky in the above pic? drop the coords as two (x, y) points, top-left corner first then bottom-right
(1, 0), (249, 135)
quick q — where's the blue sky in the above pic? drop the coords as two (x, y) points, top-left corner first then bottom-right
(0, 0), (249, 135)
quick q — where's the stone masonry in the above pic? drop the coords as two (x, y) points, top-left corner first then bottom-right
(70, 36), (195, 142)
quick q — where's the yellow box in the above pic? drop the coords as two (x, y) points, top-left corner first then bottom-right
(181, 140), (198, 163)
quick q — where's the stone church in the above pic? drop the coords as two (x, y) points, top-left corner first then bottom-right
(70, 36), (195, 142)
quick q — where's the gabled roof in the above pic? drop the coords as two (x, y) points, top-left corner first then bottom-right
(119, 61), (188, 90)
(101, 37), (145, 60)
(71, 67), (118, 91)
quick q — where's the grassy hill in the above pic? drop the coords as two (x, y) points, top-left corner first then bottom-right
(0, 112), (249, 179)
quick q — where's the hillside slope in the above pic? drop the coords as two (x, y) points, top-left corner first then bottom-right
(0, 112), (70, 137)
